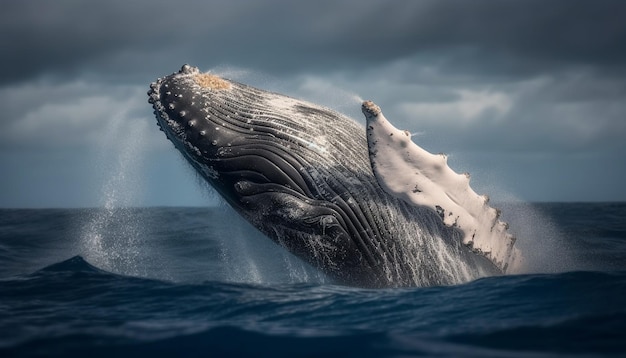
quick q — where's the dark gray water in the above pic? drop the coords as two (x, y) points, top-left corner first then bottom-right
(1, 203), (625, 357)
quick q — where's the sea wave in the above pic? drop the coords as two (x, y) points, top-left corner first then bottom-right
(1, 256), (625, 357)
(1, 204), (626, 357)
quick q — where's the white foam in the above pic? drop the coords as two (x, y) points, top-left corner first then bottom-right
(362, 101), (523, 273)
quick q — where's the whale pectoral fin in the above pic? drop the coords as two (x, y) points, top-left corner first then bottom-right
(362, 100), (522, 273)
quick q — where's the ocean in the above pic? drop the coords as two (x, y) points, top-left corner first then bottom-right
(1, 203), (625, 357)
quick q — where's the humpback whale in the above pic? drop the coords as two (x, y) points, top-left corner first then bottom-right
(148, 65), (522, 288)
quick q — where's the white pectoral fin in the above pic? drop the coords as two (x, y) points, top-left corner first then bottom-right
(362, 100), (522, 273)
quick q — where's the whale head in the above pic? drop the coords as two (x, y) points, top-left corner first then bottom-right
(149, 65), (391, 286)
(148, 65), (244, 194)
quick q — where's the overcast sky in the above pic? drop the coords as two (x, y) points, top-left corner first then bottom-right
(1, 0), (625, 207)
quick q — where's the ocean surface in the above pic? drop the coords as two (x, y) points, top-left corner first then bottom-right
(1, 203), (625, 357)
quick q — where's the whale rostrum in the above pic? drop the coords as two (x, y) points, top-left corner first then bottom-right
(148, 65), (523, 288)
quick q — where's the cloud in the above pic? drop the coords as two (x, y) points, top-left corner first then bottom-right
(2, 0), (625, 84)
(1, 0), (625, 205)
(399, 89), (513, 124)
(0, 79), (161, 150)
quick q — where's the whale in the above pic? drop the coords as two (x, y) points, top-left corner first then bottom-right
(148, 65), (522, 288)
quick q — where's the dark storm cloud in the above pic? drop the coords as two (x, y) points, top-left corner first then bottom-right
(3, 0), (624, 155)
(2, 0), (626, 205)
(2, 0), (626, 85)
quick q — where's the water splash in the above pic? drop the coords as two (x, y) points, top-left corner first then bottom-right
(217, 216), (264, 284)
(215, 204), (327, 285)
(497, 200), (574, 274)
(80, 110), (149, 277)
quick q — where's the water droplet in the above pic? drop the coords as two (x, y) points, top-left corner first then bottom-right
(200, 130), (206, 136)
(187, 119), (196, 127)
(168, 103), (175, 110)
(179, 110), (187, 117)
(212, 140), (218, 146)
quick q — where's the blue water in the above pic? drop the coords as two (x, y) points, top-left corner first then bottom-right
(1, 203), (625, 357)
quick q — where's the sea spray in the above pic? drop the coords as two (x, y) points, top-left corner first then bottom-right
(497, 200), (574, 274)
(80, 110), (150, 278)
(215, 203), (326, 285)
